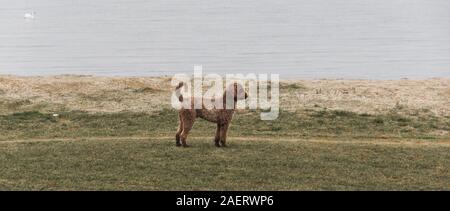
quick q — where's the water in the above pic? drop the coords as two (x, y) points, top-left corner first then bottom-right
(1, 0), (450, 79)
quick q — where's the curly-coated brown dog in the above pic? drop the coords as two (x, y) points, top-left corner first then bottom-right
(175, 82), (248, 147)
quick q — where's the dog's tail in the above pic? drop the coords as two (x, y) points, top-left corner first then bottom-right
(175, 82), (184, 102)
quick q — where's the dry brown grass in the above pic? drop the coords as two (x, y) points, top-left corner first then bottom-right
(0, 75), (449, 117)
(281, 79), (450, 116)
(0, 75), (172, 114)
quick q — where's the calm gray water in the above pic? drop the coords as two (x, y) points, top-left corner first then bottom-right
(1, 0), (450, 79)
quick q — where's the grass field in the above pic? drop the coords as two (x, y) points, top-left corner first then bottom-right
(0, 76), (449, 190)
(1, 137), (449, 190)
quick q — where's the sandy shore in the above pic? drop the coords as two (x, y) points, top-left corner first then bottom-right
(0, 75), (449, 116)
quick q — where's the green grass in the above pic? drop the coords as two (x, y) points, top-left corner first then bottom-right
(0, 109), (448, 141)
(0, 109), (449, 190)
(1, 138), (449, 190)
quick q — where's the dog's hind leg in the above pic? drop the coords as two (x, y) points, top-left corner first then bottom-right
(219, 123), (230, 147)
(214, 123), (221, 147)
(175, 113), (183, 147)
(180, 114), (194, 147)
(180, 124), (193, 147)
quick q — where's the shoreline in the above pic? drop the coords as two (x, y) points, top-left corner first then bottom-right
(1, 73), (449, 81)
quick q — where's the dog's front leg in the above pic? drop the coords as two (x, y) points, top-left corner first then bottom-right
(214, 124), (221, 147)
(175, 114), (183, 147)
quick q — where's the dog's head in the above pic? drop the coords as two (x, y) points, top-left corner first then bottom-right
(225, 82), (248, 101)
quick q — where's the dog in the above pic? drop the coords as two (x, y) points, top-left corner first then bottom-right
(174, 82), (248, 147)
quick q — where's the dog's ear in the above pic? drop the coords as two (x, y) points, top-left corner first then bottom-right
(224, 82), (245, 102)
(224, 83), (233, 96)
